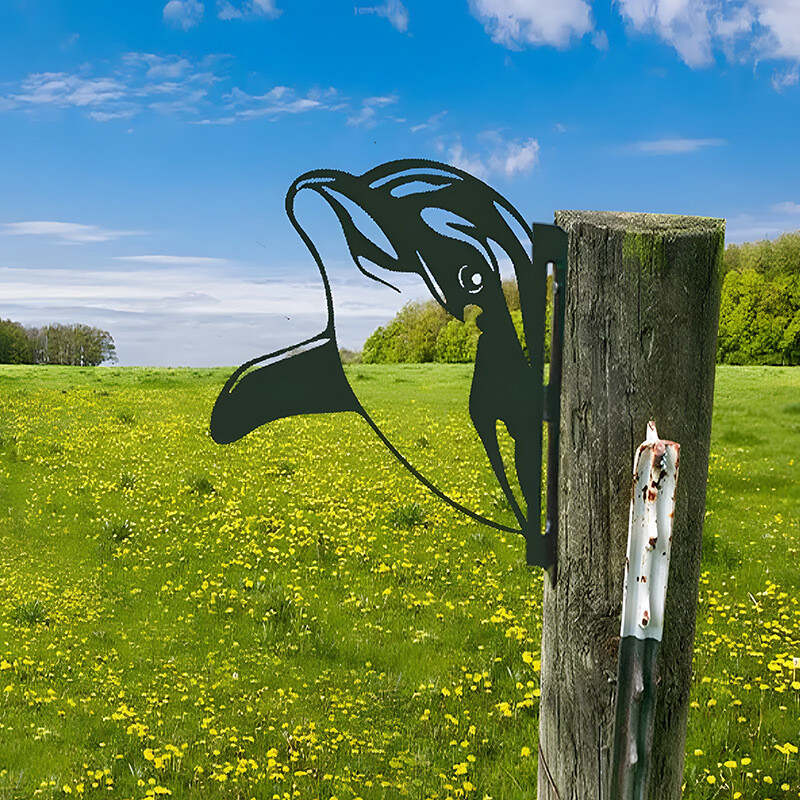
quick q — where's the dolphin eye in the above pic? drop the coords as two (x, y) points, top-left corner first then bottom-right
(458, 264), (484, 294)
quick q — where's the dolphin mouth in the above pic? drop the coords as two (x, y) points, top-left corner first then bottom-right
(209, 336), (360, 445)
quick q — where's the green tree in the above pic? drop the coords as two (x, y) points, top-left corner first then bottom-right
(0, 319), (33, 364)
(26, 324), (117, 365)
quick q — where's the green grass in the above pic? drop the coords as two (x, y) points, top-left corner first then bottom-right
(0, 364), (797, 799)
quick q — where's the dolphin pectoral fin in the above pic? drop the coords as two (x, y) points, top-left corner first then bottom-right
(470, 411), (527, 533)
(471, 331), (552, 567)
(509, 417), (549, 566)
(210, 336), (360, 445)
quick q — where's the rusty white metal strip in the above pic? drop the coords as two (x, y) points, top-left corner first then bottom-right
(619, 421), (680, 641)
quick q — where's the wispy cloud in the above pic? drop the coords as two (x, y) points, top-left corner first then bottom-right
(10, 73), (127, 108)
(191, 84), (344, 125)
(438, 132), (540, 180)
(410, 110), (447, 133)
(0, 264), (418, 364)
(772, 200), (800, 215)
(468, 0), (594, 49)
(126, 53), (194, 80)
(632, 137), (726, 154)
(722, 201), (800, 243)
(1, 221), (142, 244)
(0, 51), (400, 129)
(0, 53), (226, 122)
(113, 254), (231, 265)
(60, 33), (80, 50)
(347, 95), (398, 127)
(771, 65), (799, 92)
(354, 1), (409, 32)
(162, 0), (204, 30)
(88, 109), (137, 122)
(217, 0), (281, 21)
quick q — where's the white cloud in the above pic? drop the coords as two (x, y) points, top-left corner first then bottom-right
(113, 254), (231, 265)
(715, 199), (800, 243)
(755, 0), (800, 60)
(347, 95), (398, 127)
(494, 137), (540, 175)
(771, 64), (799, 90)
(772, 200), (800, 214)
(217, 0), (281, 20)
(725, 208), (800, 242)
(440, 133), (540, 179)
(1, 221), (142, 244)
(464, 0), (800, 88)
(125, 53), (194, 80)
(633, 137), (726, 154)
(191, 85), (343, 124)
(355, 1), (409, 32)
(0, 52), (390, 129)
(446, 142), (492, 180)
(11, 73), (126, 108)
(410, 110), (447, 133)
(0, 53), (226, 122)
(468, 0), (594, 49)
(617, 0), (800, 77)
(89, 109), (137, 122)
(162, 0), (204, 30)
(618, 0), (718, 67)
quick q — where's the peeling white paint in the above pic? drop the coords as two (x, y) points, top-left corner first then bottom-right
(620, 421), (680, 641)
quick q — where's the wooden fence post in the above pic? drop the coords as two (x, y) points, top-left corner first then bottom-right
(537, 212), (724, 800)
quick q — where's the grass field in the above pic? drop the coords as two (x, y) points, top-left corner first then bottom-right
(0, 364), (798, 800)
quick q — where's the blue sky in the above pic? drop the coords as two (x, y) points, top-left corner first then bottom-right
(1, 0), (799, 366)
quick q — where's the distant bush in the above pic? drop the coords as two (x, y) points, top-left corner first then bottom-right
(339, 348), (362, 364)
(362, 279), (550, 364)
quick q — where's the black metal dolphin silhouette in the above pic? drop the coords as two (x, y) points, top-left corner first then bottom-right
(210, 159), (566, 572)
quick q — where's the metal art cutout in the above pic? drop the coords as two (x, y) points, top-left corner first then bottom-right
(210, 159), (567, 571)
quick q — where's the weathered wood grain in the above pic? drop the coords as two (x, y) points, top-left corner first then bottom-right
(537, 211), (724, 800)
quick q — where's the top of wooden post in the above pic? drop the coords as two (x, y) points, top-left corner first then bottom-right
(554, 210), (725, 236)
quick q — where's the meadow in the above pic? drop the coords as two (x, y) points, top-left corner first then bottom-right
(0, 363), (798, 800)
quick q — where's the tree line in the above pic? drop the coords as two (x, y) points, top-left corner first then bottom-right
(0, 321), (117, 366)
(356, 230), (800, 366)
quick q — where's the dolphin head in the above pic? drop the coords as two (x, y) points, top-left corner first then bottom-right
(287, 160), (533, 330)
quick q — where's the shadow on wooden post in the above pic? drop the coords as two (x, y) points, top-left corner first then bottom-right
(537, 212), (724, 800)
